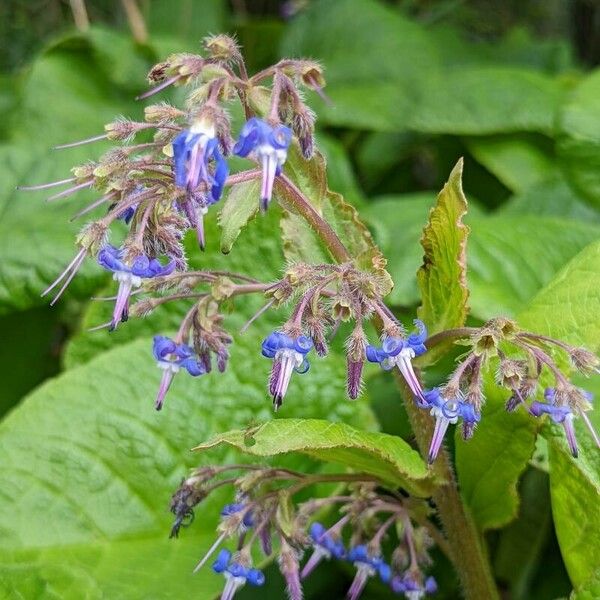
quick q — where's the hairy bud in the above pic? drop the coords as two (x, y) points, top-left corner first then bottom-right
(203, 34), (243, 65)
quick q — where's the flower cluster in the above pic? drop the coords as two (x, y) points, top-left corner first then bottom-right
(170, 466), (438, 600)
(152, 335), (207, 410)
(415, 318), (600, 461)
(24, 36), (599, 465)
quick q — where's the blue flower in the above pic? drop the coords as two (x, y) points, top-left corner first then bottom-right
(118, 205), (137, 224)
(97, 246), (175, 331)
(212, 549), (265, 600)
(529, 387), (595, 458)
(301, 522), (345, 579)
(391, 573), (437, 597)
(346, 545), (391, 600)
(221, 503), (254, 528)
(152, 335), (207, 410)
(233, 118), (292, 210)
(366, 320), (428, 402)
(262, 332), (313, 410)
(173, 120), (229, 201)
(422, 388), (480, 464)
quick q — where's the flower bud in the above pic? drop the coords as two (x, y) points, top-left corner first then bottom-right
(203, 34), (243, 64)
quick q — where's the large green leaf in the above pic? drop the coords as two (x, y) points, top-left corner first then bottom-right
(547, 421), (600, 589)
(518, 241), (600, 348)
(410, 66), (563, 135)
(196, 418), (433, 496)
(557, 69), (600, 206)
(466, 135), (554, 193)
(521, 241), (600, 587)
(416, 159), (469, 345)
(280, 0), (439, 132)
(572, 569), (600, 600)
(457, 241), (600, 535)
(467, 216), (600, 319)
(455, 381), (538, 530)
(0, 319), (374, 597)
(499, 176), (600, 223)
(0, 37), (141, 314)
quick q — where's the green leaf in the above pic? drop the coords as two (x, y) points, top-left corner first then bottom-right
(0, 37), (140, 314)
(547, 422), (600, 588)
(518, 242), (600, 587)
(218, 179), (261, 254)
(416, 159), (469, 346)
(316, 133), (364, 206)
(557, 69), (600, 206)
(280, 0), (439, 132)
(143, 0), (227, 56)
(410, 67), (563, 135)
(572, 569), (600, 600)
(0, 322), (374, 596)
(499, 176), (600, 223)
(196, 418), (434, 496)
(466, 135), (554, 193)
(455, 381), (538, 530)
(493, 469), (552, 600)
(467, 216), (600, 320)
(364, 193), (436, 306)
(518, 240), (600, 350)
(457, 240), (600, 534)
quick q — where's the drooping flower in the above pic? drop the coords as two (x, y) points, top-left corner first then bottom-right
(346, 545), (392, 600)
(212, 549), (265, 600)
(172, 119), (229, 250)
(261, 332), (313, 410)
(391, 573), (437, 599)
(152, 335), (207, 410)
(220, 503), (255, 529)
(366, 320), (428, 402)
(98, 245), (175, 331)
(301, 522), (345, 579)
(530, 387), (598, 458)
(423, 388), (480, 464)
(233, 118), (292, 210)
(173, 119), (229, 200)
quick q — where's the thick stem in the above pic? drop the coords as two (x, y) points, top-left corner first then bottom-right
(273, 164), (498, 598)
(395, 373), (499, 600)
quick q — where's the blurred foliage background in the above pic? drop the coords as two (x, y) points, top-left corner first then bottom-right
(0, 1), (599, 598)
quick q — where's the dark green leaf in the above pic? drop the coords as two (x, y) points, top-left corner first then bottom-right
(410, 67), (563, 135)
(0, 321), (374, 596)
(499, 176), (600, 223)
(557, 69), (600, 206)
(466, 135), (554, 193)
(280, 0), (438, 132)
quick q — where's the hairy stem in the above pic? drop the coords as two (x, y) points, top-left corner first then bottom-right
(273, 161), (498, 598)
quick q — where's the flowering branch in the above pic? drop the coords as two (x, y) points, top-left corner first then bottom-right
(20, 32), (600, 600)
